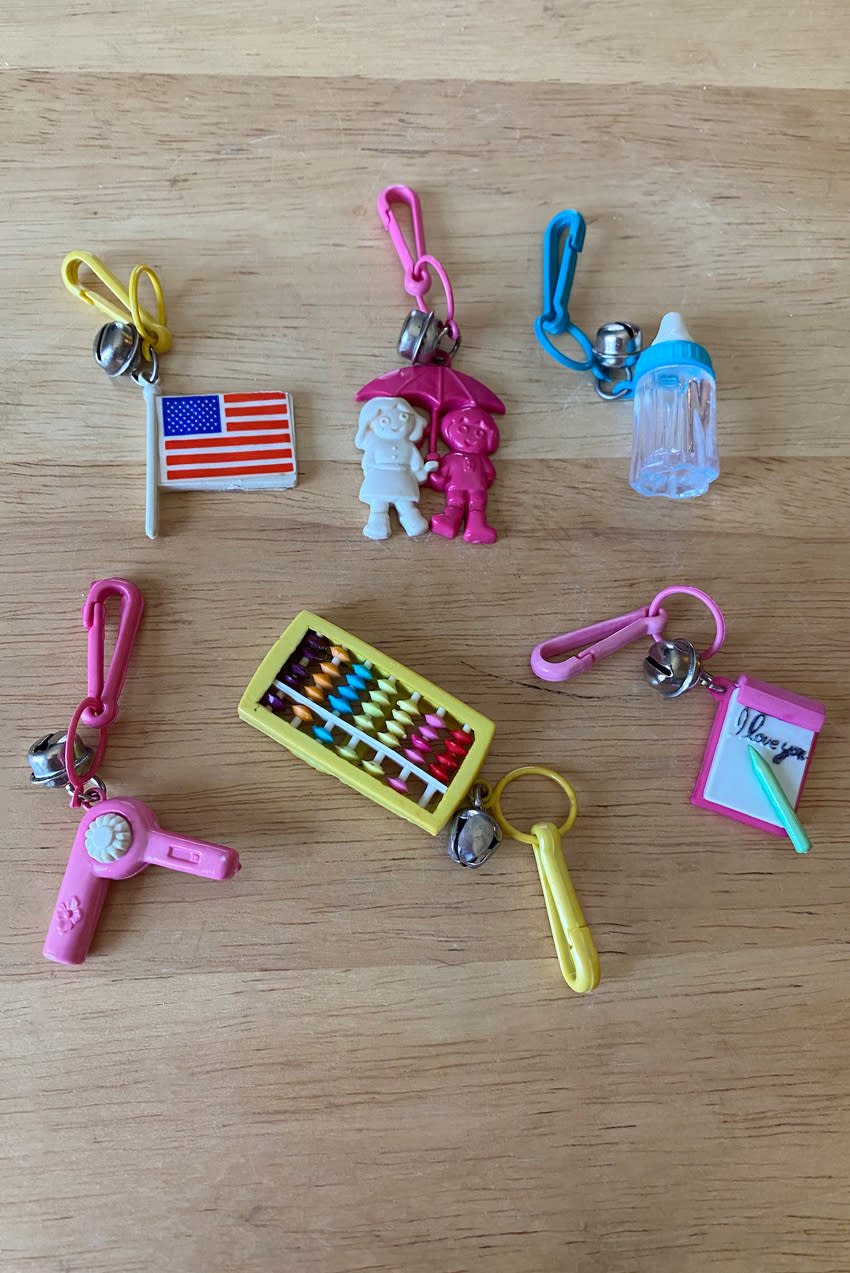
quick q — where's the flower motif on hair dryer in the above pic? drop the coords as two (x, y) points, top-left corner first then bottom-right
(55, 896), (82, 934)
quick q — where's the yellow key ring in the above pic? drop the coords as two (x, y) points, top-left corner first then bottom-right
(487, 767), (599, 994)
(488, 765), (578, 842)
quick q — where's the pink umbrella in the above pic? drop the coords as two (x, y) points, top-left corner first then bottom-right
(356, 364), (505, 463)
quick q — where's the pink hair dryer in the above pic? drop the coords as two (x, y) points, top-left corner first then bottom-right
(44, 797), (241, 966)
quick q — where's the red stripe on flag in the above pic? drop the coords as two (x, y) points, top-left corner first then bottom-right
(165, 433), (291, 451)
(222, 393), (289, 403)
(165, 461), (296, 480)
(166, 448), (292, 468)
(224, 419), (292, 433)
(224, 403), (289, 418)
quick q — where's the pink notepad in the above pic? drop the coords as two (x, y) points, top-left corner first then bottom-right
(692, 676), (825, 836)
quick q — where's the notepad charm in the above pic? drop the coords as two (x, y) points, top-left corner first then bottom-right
(640, 639), (825, 837)
(531, 586), (825, 846)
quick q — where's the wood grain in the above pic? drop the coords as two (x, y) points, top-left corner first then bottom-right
(2, 6), (850, 1271)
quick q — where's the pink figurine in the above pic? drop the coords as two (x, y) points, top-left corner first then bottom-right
(429, 405), (500, 544)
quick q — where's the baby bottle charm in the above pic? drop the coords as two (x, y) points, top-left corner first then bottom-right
(356, 186), (505, 543)
(630, 313), (718, 500)
(534, 211), (718, 497)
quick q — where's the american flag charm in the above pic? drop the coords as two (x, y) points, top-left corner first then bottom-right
(156, 391), (296, 491)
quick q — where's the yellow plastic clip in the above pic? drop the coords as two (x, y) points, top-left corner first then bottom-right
(488, 766), (600, 994)
(61, 251), (172, 356)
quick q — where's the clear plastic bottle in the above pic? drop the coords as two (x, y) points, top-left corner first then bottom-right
(629, 312), (718, 499)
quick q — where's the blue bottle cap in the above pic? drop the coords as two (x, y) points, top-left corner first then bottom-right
(634, 312), (714, 381)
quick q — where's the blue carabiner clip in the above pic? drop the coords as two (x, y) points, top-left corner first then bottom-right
(534, 211), (595, 372)
(534, 210), (635, 399)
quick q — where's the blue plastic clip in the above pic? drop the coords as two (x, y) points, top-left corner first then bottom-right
(534, 210), (634, 399)
(534, 211), (595, 371)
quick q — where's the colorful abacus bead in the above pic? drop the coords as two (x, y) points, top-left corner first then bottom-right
(346, 677), (412, 791)
(327, 663), (373, 715)
(402, 708), (446, 764)
(270, 630), (458, 803)
(352, 678), (401, 742)
(429, 728), (473, 783)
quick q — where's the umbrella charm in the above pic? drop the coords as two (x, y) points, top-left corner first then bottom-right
(355, 186), (505, 544)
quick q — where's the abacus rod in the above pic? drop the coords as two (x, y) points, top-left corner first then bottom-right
(272, 679), (448, 793)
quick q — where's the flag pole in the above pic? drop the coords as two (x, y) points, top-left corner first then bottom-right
(142, 379), (159, 540)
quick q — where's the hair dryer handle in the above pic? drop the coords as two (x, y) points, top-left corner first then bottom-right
(43, 844), (110, 966)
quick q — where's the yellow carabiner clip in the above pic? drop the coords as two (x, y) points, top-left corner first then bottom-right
(61, 251), (172, 356)
(488, 766), (600, 994)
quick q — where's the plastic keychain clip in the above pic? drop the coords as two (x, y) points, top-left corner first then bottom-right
(61, 252), (172, 356)
(531, 587), (726, 685)
(377, 184), (458, 342)
(534, 210), (638, 399)
(487, 767), (599, 994)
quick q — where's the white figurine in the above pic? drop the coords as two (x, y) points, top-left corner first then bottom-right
(355, 396), (437, 540)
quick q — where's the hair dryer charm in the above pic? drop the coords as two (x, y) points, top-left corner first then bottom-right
(30, 577), (240, 965)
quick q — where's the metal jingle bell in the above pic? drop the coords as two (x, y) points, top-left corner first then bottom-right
(593, 321), (642, 370)
(446, 792), (502, 869)
(28, 731), (94, 789)
(397, 309), (461, 365)
(93, 320), (149, 380)
(643, 638), (704, 698)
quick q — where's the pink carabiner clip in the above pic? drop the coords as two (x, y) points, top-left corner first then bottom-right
(378, 185), (429, 295)
(377, 185), (457, 331)
(80, 579), (145, 729)
(531, 605), (669, 682)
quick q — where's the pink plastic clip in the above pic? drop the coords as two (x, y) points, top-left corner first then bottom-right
(531, 605), (668, 682)
(377, 185), (457, 335)
(80, 578), (145, 729)
(64, 578), (144, 807)
(531, 587), (726, 683)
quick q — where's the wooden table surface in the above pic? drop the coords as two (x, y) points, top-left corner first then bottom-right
(3, 5), (850, 1271)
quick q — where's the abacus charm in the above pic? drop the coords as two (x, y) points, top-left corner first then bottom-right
(240, 611), (495, 835)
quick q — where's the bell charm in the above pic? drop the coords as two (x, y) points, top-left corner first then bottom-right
(447, 786), (502, 868)
(93, 321), (148, 380)
(644, 638), (703, 698)
(397, 309), (460, 366)
(593, 321), (642, 370)
(28, 731), (94, 789)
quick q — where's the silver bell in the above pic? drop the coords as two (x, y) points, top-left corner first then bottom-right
(28, 731), (93, 788)
(397, 310), (460, 365)
(93, 321), (156, 382)
(593, 321), (642, 370)
(644, 639), (703, 698)
(447, 786), (501, 868)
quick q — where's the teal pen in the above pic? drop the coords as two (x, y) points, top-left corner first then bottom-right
(747, 744), (811, 854)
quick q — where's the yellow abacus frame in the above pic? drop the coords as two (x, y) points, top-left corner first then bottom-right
(238, 611), (496, 835)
